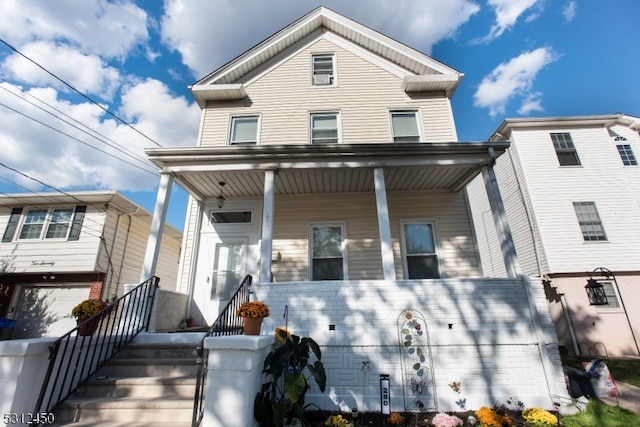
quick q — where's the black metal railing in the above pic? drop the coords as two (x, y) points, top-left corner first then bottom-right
(32, 276), (160, 424)
(192, 274), (252, 427)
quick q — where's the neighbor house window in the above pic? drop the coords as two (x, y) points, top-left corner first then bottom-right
(573, 202), (607, 241)
(401, 221), (440, 279)
(311, 54), (335, 86)
(390, 110), (421, 142)
(551, 132), (581, 166)
(597, 282), (621, 310)
(9, 206), (85, 241)
(18, 206), (79, 240)
(229, 116), (259, 145)
(310, 223), (346, 280)
(310, 113), (340, 144)
(616, 144), (638, 166)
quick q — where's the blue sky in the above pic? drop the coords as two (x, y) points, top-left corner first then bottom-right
(0, 0), (638, 232)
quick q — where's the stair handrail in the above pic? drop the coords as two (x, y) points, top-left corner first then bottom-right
(31, 276), (160, 425)
(192, 274), (252, 427)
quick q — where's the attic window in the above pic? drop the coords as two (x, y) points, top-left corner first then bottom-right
(312, 54), (335, 86)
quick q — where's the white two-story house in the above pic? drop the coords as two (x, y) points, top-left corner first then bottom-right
(142, 7), (567, 411)
(468, 114), (640, 358)
(0, 191), (182, 339)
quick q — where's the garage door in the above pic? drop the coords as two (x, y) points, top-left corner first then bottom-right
(12, 285), (91, 339)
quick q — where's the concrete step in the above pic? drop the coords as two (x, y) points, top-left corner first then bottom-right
(53, 396), (194, 423)
(75, 375), (197, 399)
(97, 357), (199, 377)
(114, 343), (199, 360)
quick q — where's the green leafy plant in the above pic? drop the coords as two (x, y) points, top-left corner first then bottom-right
(255, 332), (327, 426)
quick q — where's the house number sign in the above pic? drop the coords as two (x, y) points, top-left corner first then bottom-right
(380, 374), (390, 415)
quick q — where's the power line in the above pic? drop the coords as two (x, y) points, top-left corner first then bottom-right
(0, 101), (158, 176)
(0, 37), (163, 147)
(0, 79), (157, 171)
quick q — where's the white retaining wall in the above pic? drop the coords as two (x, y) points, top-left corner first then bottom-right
(255, 276), (568, 412)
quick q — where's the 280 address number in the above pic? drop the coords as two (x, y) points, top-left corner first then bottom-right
(4, 412), (55, 424)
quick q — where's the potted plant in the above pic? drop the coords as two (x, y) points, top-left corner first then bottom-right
(71, 299), (107, 336)
(236, 301), (270, 335)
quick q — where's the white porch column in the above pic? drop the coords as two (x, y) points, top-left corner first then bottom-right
(259, 169), (275, 283)
(374, 167), (396, 280)
(140, 173), (173, 282)
(481, 154), (520, 278)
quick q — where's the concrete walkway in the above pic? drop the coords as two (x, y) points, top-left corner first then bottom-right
(601, 381), (640, 415)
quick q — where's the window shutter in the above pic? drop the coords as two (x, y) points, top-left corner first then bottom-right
(68, 206), (86, 241)
(2, 208), (23, 242)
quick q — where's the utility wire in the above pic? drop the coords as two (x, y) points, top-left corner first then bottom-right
(0, 37), (163, 147)
(0, 101), (158, 176)
(0, 79), (156, 171)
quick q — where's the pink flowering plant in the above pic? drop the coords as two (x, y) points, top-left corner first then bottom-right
(431, 412), (463, 427)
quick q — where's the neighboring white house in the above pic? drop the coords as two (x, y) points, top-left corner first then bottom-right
(0, 191), (182, 339)
(142, 7), (568, 412)
(467, 114), (640, 357)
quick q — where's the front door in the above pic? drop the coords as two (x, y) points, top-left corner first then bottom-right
(193, 200), (262, 325)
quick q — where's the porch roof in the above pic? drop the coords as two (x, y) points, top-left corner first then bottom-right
(145, 142), (508, 201)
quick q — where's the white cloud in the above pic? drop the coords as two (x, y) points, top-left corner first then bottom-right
(563, 1), (577, 22)
(481, 0), (541, 42)
(518, 92), (544, 115)
(2, 41), (122, 99)
(0, 80), (199, 192)
(473, 47), (557, 117)
(0, 0), (149, 59)
(160, 0), (480, 78)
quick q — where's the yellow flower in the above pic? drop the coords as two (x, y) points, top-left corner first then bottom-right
(522, 408), (557, 426)
(274, 327), (291, 343)
(71, 299), (107, 318)
(388, 412), (404, 425)
(235, 301), (270, 318)
(475, 407), (513, 427)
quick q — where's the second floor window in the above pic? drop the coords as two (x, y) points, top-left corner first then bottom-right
(390, 110), (421, 142)
(551, 132), (581, 166)
(616, 144), (638, 166)
(310, 113), (339, 144)
(229, 116), (259, 145)
(19, 208), (74, 240)
(573, 201), (607, 241)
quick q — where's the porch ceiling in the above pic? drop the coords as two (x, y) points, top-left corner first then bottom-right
(145, 142), (508, 200)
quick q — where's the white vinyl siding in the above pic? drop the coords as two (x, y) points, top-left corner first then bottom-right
(199, 38), (456, 146)
(270, 191), (480, 282)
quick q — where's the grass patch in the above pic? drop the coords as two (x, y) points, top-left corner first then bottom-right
(561, 400), (640, 427)
(561, 355), (640, 387)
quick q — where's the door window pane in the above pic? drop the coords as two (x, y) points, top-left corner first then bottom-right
(211, 242), (246, 299)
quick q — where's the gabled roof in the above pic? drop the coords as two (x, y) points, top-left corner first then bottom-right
(190, 6), (463, 107)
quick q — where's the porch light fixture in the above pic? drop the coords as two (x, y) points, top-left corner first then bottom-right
(584, 277), (607, 306)
(586, 267), (640, 356)
(216, 182), (226, 208)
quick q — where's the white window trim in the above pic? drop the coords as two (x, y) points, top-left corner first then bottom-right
(595, 281), (623, 313)
(389, 109), (423, 143)
(310, 53), (337, 88)
(17, 207), (75, 241)
(227, 115), (261, 145)
(309, 111), (341, 144)
(399, 219), (442, 279)
(308, 221), (348, 281)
